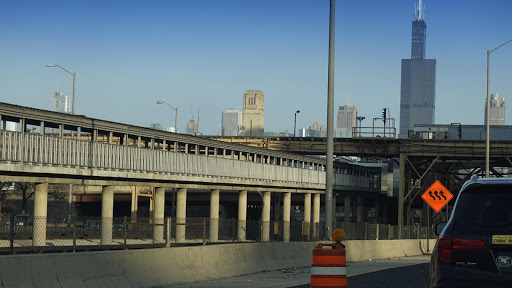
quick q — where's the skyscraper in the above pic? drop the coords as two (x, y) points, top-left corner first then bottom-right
(399, 0), (436, 138)
(242, 90), (264, 136)
(52, 91), (71, 113)
(222, 109), (242, 136)
(336, 105), (357, 131)
(485, 93), (506, 125)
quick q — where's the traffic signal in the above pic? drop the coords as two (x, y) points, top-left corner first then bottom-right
(457, 125), (462, 140)
(382, 108), (387, 121)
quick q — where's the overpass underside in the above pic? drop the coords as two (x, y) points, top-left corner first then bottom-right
(211, 136), (512, 233)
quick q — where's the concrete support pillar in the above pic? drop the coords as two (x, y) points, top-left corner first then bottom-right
(76, 127), (81, 140)
(283, 192), (291, 242)
(40, 121), (45, 135)
(131, 187), (138, 222)
(357, 195), (364, 223)
(261, 191), (271, 242)
(238, 190), (247, 241)
(304, 193), (311, 240)
(101, 186), (114, 245)
(209, 189), (220, 242)
(153, 187), (165, 243)
(344, 194), (351, 230)
(176, 188), (187, 243)
(33, 183), (48, 246)
(313, 193), (320, 240)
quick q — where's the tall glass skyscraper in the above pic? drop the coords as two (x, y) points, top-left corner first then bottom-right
(399, 0), (436, 138)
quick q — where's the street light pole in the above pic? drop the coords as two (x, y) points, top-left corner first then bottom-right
(156, 101), (178, 133)
(294, 110), (300, 137)
(46, 64), (76, 115)
(325, 0), (335, 239)
(486, 39), (512, 178)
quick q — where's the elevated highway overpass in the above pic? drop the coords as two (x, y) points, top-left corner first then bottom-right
(209, 135), (512, 233)
(0, 102), (383, 247)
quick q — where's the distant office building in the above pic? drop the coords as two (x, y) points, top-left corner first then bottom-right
(52, 91), (71, 113)
(242, 90), (264, 136)
(222, 109), (242, 136)
(300, 122), (327, 137)
(334, 128), (351, 138)
(186, 119), (198, 135)
(264, 131), (290, 137)
(485, 93), (505, 125)
(399, 0), (436, 138)
(336, 105), (357, 131)
(150, 123), (174, 133)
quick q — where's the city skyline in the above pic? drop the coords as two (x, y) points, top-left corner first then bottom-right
(1, 0), (511, 135)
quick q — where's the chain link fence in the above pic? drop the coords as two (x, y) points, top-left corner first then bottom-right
(0, 215), (436, 254)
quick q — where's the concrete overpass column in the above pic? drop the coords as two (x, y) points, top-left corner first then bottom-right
(176, 188), (187, 243)
(209, 189), (220, 242)
(101, 185), (114, 245)
(283, 192), (291, 242)
(304, 193), (311, 241)
(238, 190), (247, 241)
(344, 194), (351, 230)
(39, 121), (45, 135)
(313, 193), (320, 240)
(261, 191), (271, 242)
(131, 187), (138, 222)
(153, 187), (165, 243)
(33, 183), (48, 246)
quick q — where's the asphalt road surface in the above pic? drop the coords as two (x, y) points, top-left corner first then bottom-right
(294, 263), (429, 288)
(170, 256), (431, 288)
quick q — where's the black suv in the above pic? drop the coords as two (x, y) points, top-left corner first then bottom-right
(430, 176), (512, 287)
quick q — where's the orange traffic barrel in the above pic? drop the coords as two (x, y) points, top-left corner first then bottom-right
(310, 242), (347, 287)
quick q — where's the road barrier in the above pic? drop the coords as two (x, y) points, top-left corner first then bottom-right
(310, 243), (347, 288)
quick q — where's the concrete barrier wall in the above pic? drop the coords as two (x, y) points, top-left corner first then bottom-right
(0, 240), (436, 287)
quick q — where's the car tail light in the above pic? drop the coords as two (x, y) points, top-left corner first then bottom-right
(438, 236), (452, 264)
(437, 236), (487, 264)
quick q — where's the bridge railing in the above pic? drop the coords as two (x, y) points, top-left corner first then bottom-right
(0, 131), (325, 185)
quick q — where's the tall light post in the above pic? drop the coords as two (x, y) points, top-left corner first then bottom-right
(325, 0), (335, 239)
(486, 39), (512, 177)
(294, 110), (300, 137)
(46, 64), (76, 115)
(156, 101), (178, 133)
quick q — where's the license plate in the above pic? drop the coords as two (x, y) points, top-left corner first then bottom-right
(493, 235), (512, 245)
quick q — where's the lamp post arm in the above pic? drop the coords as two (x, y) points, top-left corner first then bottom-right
(489, 39), (512, 54)
(54, 65), (74, 76)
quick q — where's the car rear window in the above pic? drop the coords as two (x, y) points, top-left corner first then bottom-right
(454, 185), (512, 228)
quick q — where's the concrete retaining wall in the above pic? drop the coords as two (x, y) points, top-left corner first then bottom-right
(0, 239), (435, 287)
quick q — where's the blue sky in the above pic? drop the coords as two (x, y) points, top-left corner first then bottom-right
(1, 0), (511, 135)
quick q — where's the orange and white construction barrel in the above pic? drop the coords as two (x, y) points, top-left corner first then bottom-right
(310, 242), (347, 287)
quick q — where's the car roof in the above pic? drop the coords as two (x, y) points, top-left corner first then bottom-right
(461, 176), (512, 192)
